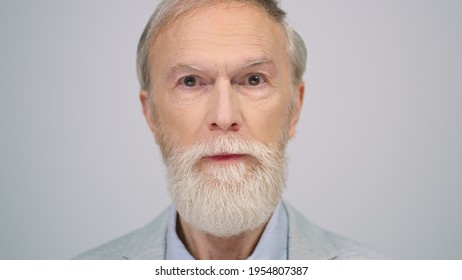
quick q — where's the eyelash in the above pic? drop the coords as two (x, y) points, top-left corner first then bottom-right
(239, 73), (268, 88)
(178, 75), (206, 88)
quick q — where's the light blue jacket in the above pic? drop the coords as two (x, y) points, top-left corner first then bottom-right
(75, 202), (382, 260)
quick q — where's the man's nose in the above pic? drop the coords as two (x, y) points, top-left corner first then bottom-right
(206, 80), (242, 132)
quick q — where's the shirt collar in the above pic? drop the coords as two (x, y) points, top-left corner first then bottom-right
(166, 202), (288, 260)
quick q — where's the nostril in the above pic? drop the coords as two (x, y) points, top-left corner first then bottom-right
(208, 121), (240, 131)
(230, 122), (239, 130)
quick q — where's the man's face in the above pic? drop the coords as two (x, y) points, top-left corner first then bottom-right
(141, 2), (303, 237)
(144, 2), (302, 148)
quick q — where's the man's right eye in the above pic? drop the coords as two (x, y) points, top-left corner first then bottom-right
(179, 76), (198, 87)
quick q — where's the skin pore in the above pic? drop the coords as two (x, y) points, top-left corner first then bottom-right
(140, 2), (304, 259)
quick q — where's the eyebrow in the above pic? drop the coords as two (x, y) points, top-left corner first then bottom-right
(169, 64), (202, 72)
(227, 58), (276, 75)
(239, 58), (274, 68)
(167, 57), (276, 78)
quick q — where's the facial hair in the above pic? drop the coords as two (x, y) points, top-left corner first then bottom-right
(152, 106), (291, 238)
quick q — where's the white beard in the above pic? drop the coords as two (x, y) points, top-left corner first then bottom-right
(161, 134), (288, 237)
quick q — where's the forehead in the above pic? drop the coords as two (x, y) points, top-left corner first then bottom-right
(150, 2), (288, 73)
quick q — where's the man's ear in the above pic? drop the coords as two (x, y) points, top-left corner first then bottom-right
(140, 90), (158, 143)
(288, 83), (305, 139)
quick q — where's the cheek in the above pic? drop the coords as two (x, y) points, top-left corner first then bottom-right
(241, 97), (290, 143)
(155, 98), (207, 143)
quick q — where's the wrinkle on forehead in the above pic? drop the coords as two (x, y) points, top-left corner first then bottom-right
(162, 8), (281, 50)
(151, 2), (288, 80)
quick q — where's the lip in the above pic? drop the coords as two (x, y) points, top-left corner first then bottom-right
(204, 153), (246, 161)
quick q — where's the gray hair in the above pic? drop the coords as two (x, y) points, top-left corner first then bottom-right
(136, 0), (307, 91)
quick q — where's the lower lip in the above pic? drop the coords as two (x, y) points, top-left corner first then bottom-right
(205, 154), (245, 162)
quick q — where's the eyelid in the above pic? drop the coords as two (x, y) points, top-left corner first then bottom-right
(178, 75), (207, 87)
(239, 73), (268, 86)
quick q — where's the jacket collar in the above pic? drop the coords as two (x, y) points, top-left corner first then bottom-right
(122, 207), (169, 260)
(284, 201), (338, 260)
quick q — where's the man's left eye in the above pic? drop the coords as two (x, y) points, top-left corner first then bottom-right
(243, 74), (266, 86)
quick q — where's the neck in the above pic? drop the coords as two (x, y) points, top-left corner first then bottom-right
(176, 215), (267, 260)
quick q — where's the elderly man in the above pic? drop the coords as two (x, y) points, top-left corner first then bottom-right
(76, 0), (381, 260)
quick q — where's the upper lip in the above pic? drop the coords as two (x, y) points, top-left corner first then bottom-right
(205, 153), (244, 157)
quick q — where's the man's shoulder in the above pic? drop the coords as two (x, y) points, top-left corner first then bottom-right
(284, 202), (384, 260)
(324, 230), (384, 260)
(73, 207), (170, 260)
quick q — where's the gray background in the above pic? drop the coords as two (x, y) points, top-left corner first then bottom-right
(1, 0), (461, 259)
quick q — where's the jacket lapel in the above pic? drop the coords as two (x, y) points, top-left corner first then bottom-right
(284, 202), (338, 260)
(122, 207), (169, 260)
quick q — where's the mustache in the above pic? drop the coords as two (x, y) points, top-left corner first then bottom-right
(168, 134), (277, 165)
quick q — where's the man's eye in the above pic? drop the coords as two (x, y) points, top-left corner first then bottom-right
(243, 74), (266, 87)
(180, 76), (198, 87)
